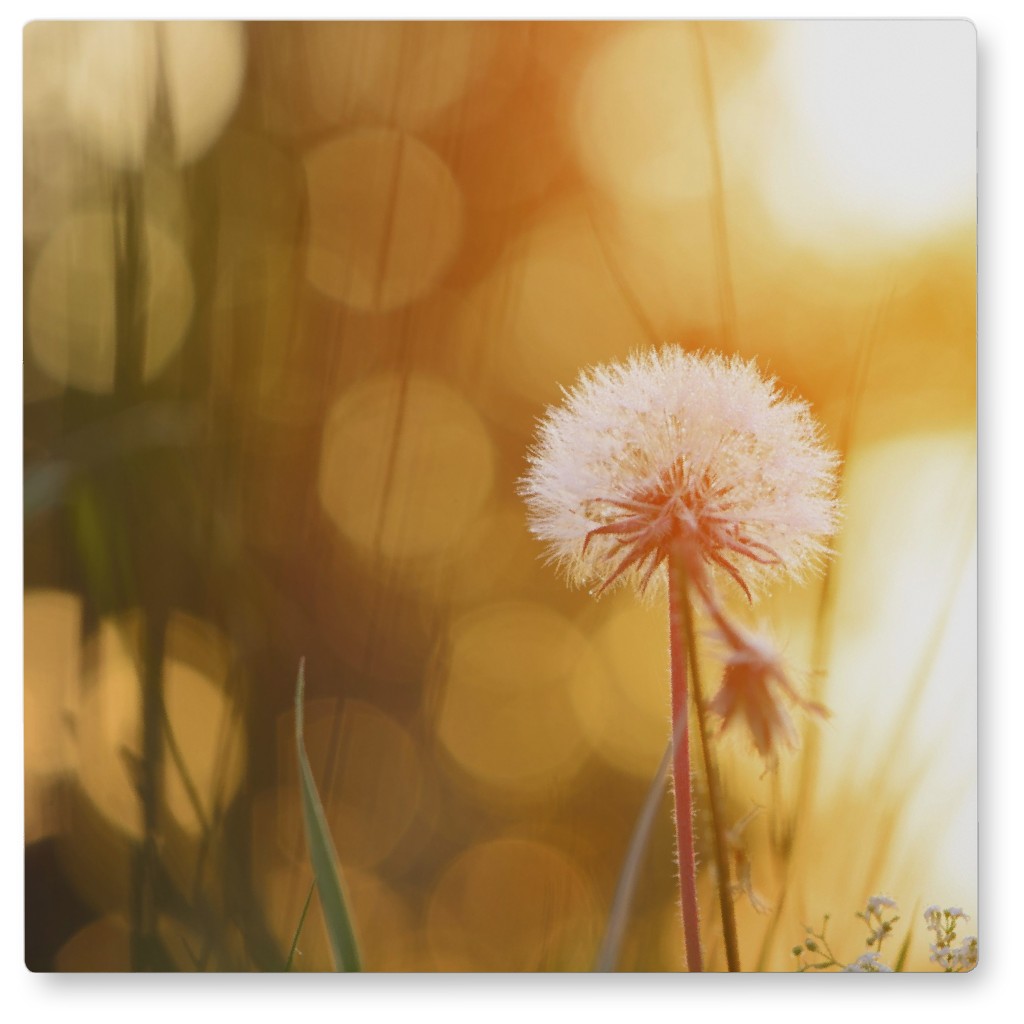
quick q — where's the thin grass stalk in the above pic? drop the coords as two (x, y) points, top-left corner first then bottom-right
(285, 880), (317, 972)
(693, 24), (738, 352)
(112, 172), (166, 971)
(667, 545), (703, 972)
(595, 709), (687, 971)
(678, 560), (741, 971)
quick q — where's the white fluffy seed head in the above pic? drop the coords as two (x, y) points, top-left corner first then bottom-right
(519, 347), (841, 600)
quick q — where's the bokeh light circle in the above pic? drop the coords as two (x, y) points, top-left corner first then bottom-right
(436, 602), (591, 794)
(318, 373), (495, 562)
(428, 837), (596, 970)
(304, 129), (463, 311)
(59, 21), (245, 169)
(28, 209), (194, 394)
(573, 23), (714, 205)
(570, 598), (671, 779)
(452, 203), (655, 410)
(760, 21), (976, 248)
(307, 22), (519, 134)
(73, 613), (245, 840)
(65, 21), (159, 169)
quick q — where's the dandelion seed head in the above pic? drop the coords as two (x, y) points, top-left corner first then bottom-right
(707, 622), (828, 762)
(519, 347), (840, 602)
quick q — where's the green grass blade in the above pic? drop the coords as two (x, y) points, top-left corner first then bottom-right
(295, 660), (361, 972)
(284, 880), (316, 972)
(894, 917), (915, 972)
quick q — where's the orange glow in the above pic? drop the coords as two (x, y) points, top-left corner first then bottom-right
(306, 22), (527, 134)
(760, 21), (976, 249)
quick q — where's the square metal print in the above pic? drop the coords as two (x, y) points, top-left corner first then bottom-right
(23, 20), (976, 973)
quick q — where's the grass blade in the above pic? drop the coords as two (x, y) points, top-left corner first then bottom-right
(295, 659), (361, 972)
(595, 707), (688, 971)
(894, 913), (916, 972)
(284, 880), (316, 972)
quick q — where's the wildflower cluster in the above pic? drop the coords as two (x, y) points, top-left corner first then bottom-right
(521, 347), (840, 762)
(856, 893), (900, 952)
(793, 896), (978, 973)
(791, 898), (899, 973)
(843, 952), (894, 973)
(792, 913), (843, 972)
(924, 905), (978, 972)
(794, 896), (899, 972)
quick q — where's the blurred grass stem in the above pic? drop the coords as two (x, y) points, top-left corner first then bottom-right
(595, 706), (686, 971)
(694, 23), (737, 351)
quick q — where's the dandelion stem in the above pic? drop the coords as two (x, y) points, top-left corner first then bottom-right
(680, 565), (742, 972)
(667, 544), (703, 972)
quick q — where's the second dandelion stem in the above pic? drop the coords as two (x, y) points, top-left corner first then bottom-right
(667, 545), (704, 972)
(680, 570), (742, 972)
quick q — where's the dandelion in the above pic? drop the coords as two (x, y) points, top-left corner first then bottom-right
(520, 346), (840, 972)
(520, 348), (839, 604)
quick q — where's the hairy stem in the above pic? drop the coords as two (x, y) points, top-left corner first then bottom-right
(681, 570), (742, 972)
(667, 546), (703, 972)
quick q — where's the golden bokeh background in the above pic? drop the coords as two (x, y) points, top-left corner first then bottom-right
(23, 20), (976, 971)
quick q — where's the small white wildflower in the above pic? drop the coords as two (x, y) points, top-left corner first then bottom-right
(952, 936), (979, 972)
(843, 952), (894, 973)
(867, 894), (898, 915)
